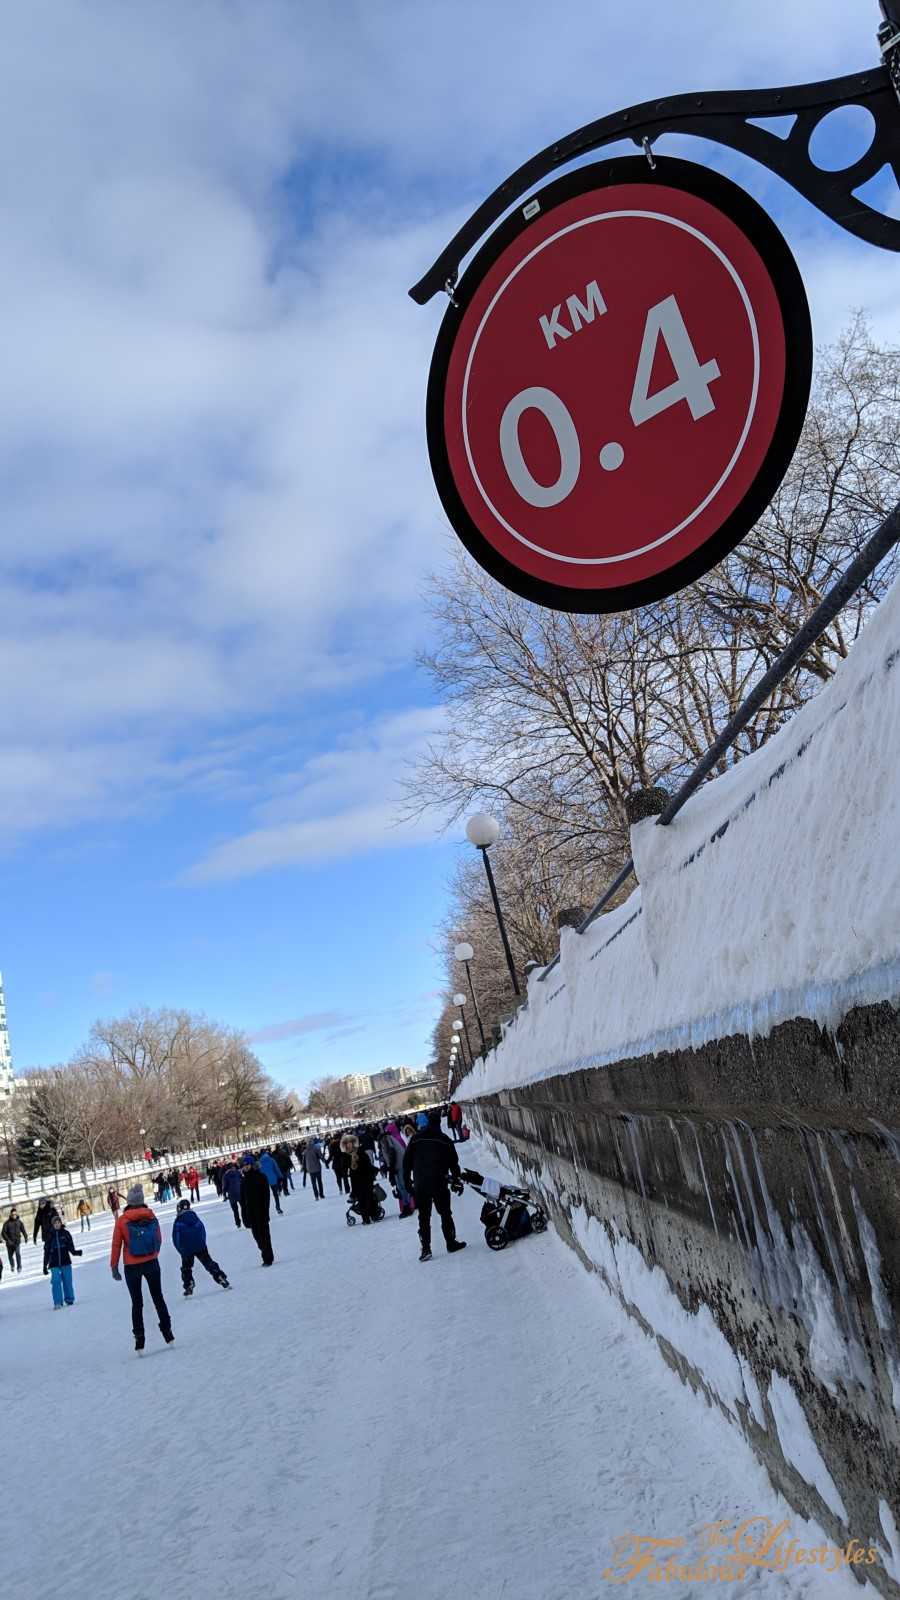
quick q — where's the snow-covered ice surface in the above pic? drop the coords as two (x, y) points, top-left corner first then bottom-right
(459, 574), (900, 1099)
(1, 1154), (872, 1600)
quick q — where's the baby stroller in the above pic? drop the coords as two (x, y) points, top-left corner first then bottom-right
(345, 1185), (387, 1226)
(461, 1168), (548, 1251)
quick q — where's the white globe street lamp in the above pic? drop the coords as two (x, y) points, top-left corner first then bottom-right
(452, 992), (474, 1057)
(465, 814), (521, 997)
(454, 942), (487, 1051)
(466, 813), (500, 849)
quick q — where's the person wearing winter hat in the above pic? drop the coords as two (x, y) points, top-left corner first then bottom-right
(110, 1184), (174, 1352)
(239, 1154), (274, 1266)
(43, 1214), (83, 1307)
(172, 1199), (230, 1296)
(402, 1110), (466, 1263)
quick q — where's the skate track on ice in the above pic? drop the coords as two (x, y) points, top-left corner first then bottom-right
(2, 1144), (864, 1600)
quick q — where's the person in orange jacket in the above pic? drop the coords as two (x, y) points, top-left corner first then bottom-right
(185, 1166), (201, 1203)
(110, 1184), (174, 1354)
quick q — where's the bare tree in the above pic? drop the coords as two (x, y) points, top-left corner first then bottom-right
(307, 1077), (353, 1117)
(411, 319), (900, 1050)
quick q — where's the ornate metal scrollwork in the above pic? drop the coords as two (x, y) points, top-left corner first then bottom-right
(410, 62), (900, 305)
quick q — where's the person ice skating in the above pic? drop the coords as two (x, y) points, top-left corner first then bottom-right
(381, 1121), (414, 1217)
(303, 1136), (325, 1200)
(402, 1110), (466, 1263)
(3, 1208), (27, 1272)
(172, 1199), (229, 1296)
(76, 1198), (93, 1232)
(447, 1102), (464, 1142)
(275, 1145), (294, 1194)
(239, 1155), (274, 1266)
(258, 1149), (284, 1214)
(325, 1132), (349, 1194)
(185, 1166), (201, 1203)
(209, 1161), (224, 1197)
(110, 1184), (174, 1352)
(32, 1198), (60, 1247)
(222, 1160), (243, 1228)
(43, 1215), (83, 1308)
(107, 1187), (124, 1218)
(348, 1141), (378, 1224)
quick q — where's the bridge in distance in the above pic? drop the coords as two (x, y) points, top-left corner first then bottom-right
(351, 1077), (440, 1112)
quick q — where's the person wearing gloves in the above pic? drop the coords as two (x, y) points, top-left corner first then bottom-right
(171, 1200), (230, 1296)
(258, 1149), (284, 1215)
(402, 1109), (467, 1263)
(43, 1214), (83, 1307)
(110, 1184), (174, 1353)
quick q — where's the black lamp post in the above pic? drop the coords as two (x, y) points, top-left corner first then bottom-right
(451, 1021), (469, 1072)
(454, 941), (487, 1051)
(453, 992), (475, 1058)
(466, 814), (521, 997)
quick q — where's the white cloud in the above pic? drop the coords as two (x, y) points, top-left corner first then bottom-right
(184, 707), (448, 882)
(0, 0), (890, 852)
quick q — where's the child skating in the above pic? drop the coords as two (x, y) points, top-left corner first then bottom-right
(43, 1215), (83, 1307)
(172, 1199), (230, 1296)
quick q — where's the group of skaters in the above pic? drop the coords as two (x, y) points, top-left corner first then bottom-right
(150, 1166), (202, 1205)
(0, 1099), (471, 1350)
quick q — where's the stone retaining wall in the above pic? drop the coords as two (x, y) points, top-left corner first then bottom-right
(467, 999), (900, 1596)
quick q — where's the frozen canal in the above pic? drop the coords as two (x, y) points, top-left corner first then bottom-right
(2, 1144), (864, 1599)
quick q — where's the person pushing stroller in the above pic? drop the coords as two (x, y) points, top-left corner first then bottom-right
(402, 1109), (466, 1263)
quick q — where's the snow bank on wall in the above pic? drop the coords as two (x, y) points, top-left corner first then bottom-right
(460, 572), (900, 1100)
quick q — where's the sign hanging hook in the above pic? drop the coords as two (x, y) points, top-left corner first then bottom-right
(642, 136), (657, 170)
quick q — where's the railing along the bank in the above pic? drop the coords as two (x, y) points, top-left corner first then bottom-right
(0, 1117), (340, 1207)
(457, 500), (900, 1080)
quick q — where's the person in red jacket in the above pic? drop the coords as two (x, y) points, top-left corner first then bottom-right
(110, 1184), (174, 1353)
(185, 1166), (201, 1203)
(447, 1101), (464, 1142)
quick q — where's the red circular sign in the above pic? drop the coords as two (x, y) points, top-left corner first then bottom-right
(427, 158), (811, 612)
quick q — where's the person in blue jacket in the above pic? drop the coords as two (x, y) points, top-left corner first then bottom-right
(257, 1149), (284, 1215)
(221, 1160), (243, 1228)
(43, 1214), (83, 1307)
(172, 1200), (230, 1296)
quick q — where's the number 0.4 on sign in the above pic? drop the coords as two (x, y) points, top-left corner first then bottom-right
(426, 157), (811, 613)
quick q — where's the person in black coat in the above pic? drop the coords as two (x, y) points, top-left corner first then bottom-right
(274, 1145), (294, 1194)
(3, 1208), (28, 1271)
(349, 1148), (378, 1223)
(239, 1156), (274, 1265)
(325, 1132), (349, 1194)
(402, 1111), (466, 1262)
(32, 1198), (60, 1246)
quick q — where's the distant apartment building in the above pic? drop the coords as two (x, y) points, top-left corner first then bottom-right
(343, 1072), (373, 1099)
(368, 1067), (419, 1092)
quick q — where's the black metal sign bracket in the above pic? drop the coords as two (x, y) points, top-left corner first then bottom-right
(410, 53), (900, 306)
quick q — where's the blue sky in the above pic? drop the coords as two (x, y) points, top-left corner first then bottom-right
(2, 0), (898, 1097)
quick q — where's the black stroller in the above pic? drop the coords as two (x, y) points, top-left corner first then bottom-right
(345, 1184), (387, 1226)
(461, 1168), (548, 1251)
